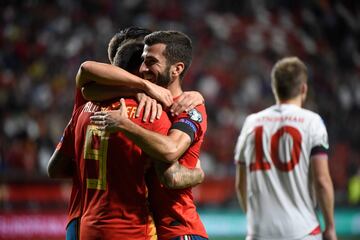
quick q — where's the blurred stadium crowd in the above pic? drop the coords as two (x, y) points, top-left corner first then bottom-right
(1, 0), (360, 207)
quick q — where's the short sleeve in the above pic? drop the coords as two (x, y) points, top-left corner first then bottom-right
(310, 115), (329, 156)
(56, 105), (83, 158)
(170, 105), (207, 143)
(56, 119), (75, 158)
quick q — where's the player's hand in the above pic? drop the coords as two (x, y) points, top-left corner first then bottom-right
(90, 98), (129, 132)
(323, 227), (337, 240)
(135, 93), (162, 122)
(170, 91), (204, 116)
(144, 80), (173, 108)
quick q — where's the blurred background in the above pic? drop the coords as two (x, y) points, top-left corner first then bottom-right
(1, 0), (360, 239)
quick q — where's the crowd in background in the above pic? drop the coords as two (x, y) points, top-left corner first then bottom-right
(1, 0), (360, 206)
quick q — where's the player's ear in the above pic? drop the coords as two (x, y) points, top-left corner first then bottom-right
(301, 83), (308, 102)
(171, 62), (184, 77)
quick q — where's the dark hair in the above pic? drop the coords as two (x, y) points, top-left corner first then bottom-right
(107, 26), (152, 64)
(144, 31), (192, 80)
(113, 40), (144, 73)
(271, 57), (308, 101)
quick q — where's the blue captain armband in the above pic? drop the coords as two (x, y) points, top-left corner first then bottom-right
(170, 118), (197, 143)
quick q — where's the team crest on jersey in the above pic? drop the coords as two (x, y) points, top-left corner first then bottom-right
(188, 109), (202, 123)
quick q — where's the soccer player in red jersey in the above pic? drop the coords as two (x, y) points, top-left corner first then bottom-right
(88, 31), (208, 240)
(51, 41), (170, 240)
(48, 27), (205, 240)
(48, 27), (154, 240)
(77, 99), (171, 240)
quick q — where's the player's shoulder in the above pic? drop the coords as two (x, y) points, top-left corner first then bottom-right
(173, 103), (206, 123)
(244, 106), (272, 123)
(193, 103), (207, 114)
(188, 104), (206, 122)
(298, 107), (323, 123)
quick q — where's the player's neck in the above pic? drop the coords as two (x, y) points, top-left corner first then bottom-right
(277, 96), (303, 107)
(167, 78), (183, 98)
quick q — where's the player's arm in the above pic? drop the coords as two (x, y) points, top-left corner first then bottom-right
(83, 83), (163, 123)
(81, 82), (138, 101)
(47, 149), (73, 179)
(235, 162), (247, 213)
(76, 61), (173, 107)
(155, 159), (204, 189)
(48, 100), (81, 179)
(122, 122), (191, 163)
(311, 153), (337, 240)
(91, 99), (192, 163)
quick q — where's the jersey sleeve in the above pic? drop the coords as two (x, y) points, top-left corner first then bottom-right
(309, 114), (329, 156)
(170, 105), (207, 143)
(234, 116), (252, 164)
(57, 87), (86, 157)
(56, 105), (83, 158)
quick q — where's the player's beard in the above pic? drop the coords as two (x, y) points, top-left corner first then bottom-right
(156, 64), (172, 87)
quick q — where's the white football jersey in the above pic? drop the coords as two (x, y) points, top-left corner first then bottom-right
(234, 104), (329, 240)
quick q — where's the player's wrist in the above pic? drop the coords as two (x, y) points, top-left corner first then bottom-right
(140, 79), (151, 92)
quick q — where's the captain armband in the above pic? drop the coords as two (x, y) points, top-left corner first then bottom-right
(170, 118), (198, 143)
(310, 145), (328, 156)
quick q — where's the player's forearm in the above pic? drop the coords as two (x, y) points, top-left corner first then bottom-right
(236, 164), (247, 213)
(120, 120), (180, 163)
(76, 61), (148, 89)
(81, 83), (139, 101)
(156, 162), (204, 189)
(315, 176), (335, 229)
(236, 184), (247, 213)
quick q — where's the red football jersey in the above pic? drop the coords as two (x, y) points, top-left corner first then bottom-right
(147, 104), (208, 239)
(56, 87), (86, 226)
(74, 99), (170, 240)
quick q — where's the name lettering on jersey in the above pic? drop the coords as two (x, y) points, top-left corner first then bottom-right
(83, 102), (100, 113)
(83, 102), (137, 119)
(126, 106), (137, 119)
(256, 116), (304, 123)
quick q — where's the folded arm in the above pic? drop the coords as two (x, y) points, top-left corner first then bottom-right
(81, 82), (138, 102)
(76, 61), (173, 107)
(90, 98), (204, 188)
(90, 98), (192, 163)
(118, 119), (192, 163)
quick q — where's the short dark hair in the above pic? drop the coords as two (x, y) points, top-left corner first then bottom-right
(113, 40), (144, 73)
(144, 31), (192, 79)
(107, 26), (152, 64)
(271, 57), (308, 101)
